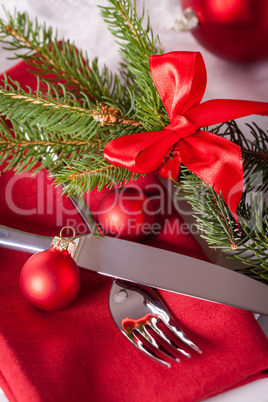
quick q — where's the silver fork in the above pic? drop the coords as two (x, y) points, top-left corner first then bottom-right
(68, 195), (202, 367)
(109, 279), (202, 367)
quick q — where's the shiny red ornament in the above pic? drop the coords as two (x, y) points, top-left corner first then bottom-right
(181, 0), (268, 62)
(19, 229), (80, 311)
(97, 187), (154, 242)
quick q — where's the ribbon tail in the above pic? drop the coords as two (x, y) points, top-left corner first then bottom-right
(180, 131), (243, 225)
(155, 153), (182, 181)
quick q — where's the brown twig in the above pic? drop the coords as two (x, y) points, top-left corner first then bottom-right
(0, 90), (142, 128)
(0, 90), (92, 113)
(117, 1), (149, 57)
(241, 147), (268, 162)
(0, 139), (100, 147)
(210, 189), (238, 250)
(67, 164), (115, 181)
(118, 3), (139, 42)
(120, 119), (142, 127)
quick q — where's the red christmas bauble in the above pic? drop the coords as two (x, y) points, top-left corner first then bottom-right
(181, 0), (268, 62)
(19, 247), (80, 311)
(97, 187), (154, 241)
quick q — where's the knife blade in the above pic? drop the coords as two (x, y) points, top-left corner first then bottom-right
(0, 224), (267, 316)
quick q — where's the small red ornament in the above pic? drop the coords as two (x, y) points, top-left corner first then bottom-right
(97, 187), (154, 242)
(19, 227), (80, 311)
(179, 0), (268, 62)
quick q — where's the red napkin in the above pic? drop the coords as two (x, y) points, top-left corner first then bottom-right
(0, 61), (268, 402)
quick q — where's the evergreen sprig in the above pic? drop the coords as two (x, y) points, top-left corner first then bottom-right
(212, 120), (268, 193)
(100, 0), (168, 130)
(0, 78), (103, 173)
(0, 2), (165, 190)
(0, 78), (99, 135)
(0, 10), (91, 96)
(177, 121), (268, 280)
(54, 155), (141, 194)
(0, 75), (141, 183)
(0, 6), (142, 185)
(0, 9), (137, 117)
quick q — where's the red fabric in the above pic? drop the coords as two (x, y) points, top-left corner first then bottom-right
(104, 51), (268, 223)
(0, 59), (267, 402)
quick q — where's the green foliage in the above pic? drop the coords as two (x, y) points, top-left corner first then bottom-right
(212, 120), (268, 193)
(0, 74), (142, 185)
(0, 78), (102, 173)
(54, 155), (141, 195)
(177, 121), (268, 281)
(0, 6), (141, 188)
(100, 0), (168, 130)
(233, 201), (268, 282)
(0, 1), (166, 191)
(0, 8), (135, 112)
(0, 9), (90, 95)
(0, 78), (96, 135)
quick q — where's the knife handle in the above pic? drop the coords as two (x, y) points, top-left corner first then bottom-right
(0, 225), (51, 254)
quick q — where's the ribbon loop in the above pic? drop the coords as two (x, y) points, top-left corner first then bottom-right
(104, 51), (268, 223)
(149, 51), (207, 119)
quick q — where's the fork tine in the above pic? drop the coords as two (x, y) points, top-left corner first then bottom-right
(163, 319), (202, 354)
(133, 327), (176, 367)
(133, 334), (171, 368)
(109, 280), (202, 366)
(151, 318), (191, 358)
(143, 325), (181, 363)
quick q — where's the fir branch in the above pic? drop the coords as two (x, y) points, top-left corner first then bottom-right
(0, 119), (103, 174)
(176, 168), (239, 250)
(0, 78), (112, 137)
(212, 120), (268, 161)
(100, 0), (168, 130)
(229, 196), (268, 281)
(212, 121), (268, 193)
(0, 76), (143, 179)
(177, 168), (268, 282)
(0, 9), (136, 120)
(0, 2), (165, 190)
(54, 155), (141, 194)
(0, 139), (96, 147)
(0, 12), (93, 97)
(177, 121), (268, 282)
(100, 0), (160, 60)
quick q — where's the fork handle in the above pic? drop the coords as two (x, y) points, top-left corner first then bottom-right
(0, 225), (51, 254)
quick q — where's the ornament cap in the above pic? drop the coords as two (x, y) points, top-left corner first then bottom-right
(174, 8), (199, 31)
(51, 226), (76, 254)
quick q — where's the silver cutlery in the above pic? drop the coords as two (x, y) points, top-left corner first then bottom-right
(109, 279), (202, 367)
(0, 224), (268, 315)
(52, 195), (202, 366)
(68, 195), (197, 367)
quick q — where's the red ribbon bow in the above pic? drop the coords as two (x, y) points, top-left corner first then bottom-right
(104, 52), (268, 223)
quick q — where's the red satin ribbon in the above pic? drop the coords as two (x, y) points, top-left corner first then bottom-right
(104, 51), (268, 222)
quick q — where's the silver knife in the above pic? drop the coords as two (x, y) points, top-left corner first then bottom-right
(0, 224), (267, 316)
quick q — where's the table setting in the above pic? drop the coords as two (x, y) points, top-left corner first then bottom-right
(0, 1), (268, 401)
